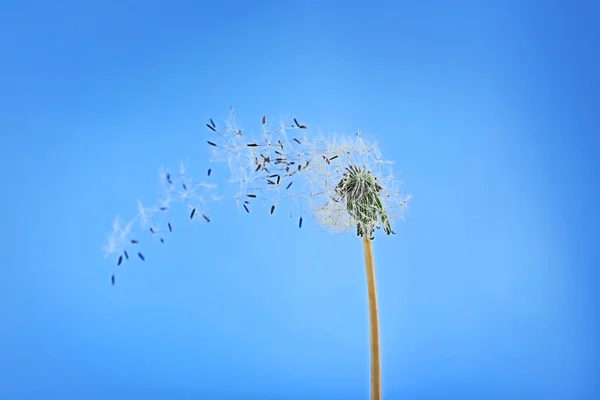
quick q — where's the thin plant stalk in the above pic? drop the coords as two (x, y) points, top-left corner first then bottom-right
(363, 235), (382, 400)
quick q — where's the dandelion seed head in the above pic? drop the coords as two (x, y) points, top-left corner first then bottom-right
(104, 110), (410, 269)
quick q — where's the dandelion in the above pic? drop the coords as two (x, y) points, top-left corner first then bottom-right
(103, 108), (410, 400)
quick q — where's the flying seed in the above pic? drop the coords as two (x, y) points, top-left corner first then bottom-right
(247, 194), (257, 198)
(138, 252), (145, 261)
(293, 138), (301, 144)
(267, 180), (275, 185)
(299, 125), (307, 129)
(111, 275), (115, 285)
(247, 143), (259, 147)
(243, 204), (250, 213)
(202, 214), (210, 222)
(262, 116), (266, 124)
(210, 118), (216, 128)
(298, 165), (302, 171)
(329, 155), (338, 161)
(150, 227), (156, 234)
(207, 140), (217, 146)
(166, 174), (173, 184)
(117, 256), (123, 266)
(270, 205), (275, 214)
(255, 164), (261, 172)
(182, 183), (187, 190)
(160, 238), (165, 243)
(131, 239), (139, 244)
(190, 208), (196, 219)
(168, 223), (172, 232)
(244, 200), (250, 204)
(207, 168), (212, 176)
(276, 176), (280, 185)
(207, 124), (216, 132)
(294, 118), (300, 127)
(124, 250), (129, 260)
(299, 217), (303, 228)
(286, 182), (293, 190)
(160, 207), (168, 211)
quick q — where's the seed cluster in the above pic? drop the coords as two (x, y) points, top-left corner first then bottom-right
(103, 109), (410, 285)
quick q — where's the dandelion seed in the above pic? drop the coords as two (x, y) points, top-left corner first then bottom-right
(210, 118), (216, 128)
(276, 176), (280, 185)
(183, 183), (187, 190)
(247, 194), (257, 198)
(190, 208), (196, 219)
(124, 250), (129, 260)
(270, 205), (275, 214)
(329, 155), (338, 161)
(294, 138), (301, 144)
(168, 223), (172, 232)
(243, 204), (250, 213)
(138, 252), (145, 261)
(160, 207), (168, 211)
(207, 168), (212, 176)
(207, 140), (217, 146)
(117, 256), (123, 266)
(247, 143), (259, 147)
(286, 182), (293, 190)
(150, 227), (156, 234)
(267, 180), (275, 185)
(255, 164), (261, 172)
(207, 124), (217, 132)
(202, 214), (211, 222)
(299, 217), (303, 228)
(262, 116), (266, 124)
(160, 238), (165, 243)
(131, 239), (139, 244)
(294, 118), (300, 127)
(111, 275), (115, 285)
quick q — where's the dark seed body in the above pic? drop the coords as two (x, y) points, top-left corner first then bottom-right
(270, 205), (275, 214)
(138, 252), (145, 261)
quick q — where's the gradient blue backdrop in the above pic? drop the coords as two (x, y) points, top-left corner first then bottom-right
(1, 1), (598, 399)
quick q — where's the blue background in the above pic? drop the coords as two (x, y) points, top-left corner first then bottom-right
(1, 1), (598, 399)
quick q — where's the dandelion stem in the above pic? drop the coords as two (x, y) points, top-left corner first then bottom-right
(362, 235), (382, 400)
